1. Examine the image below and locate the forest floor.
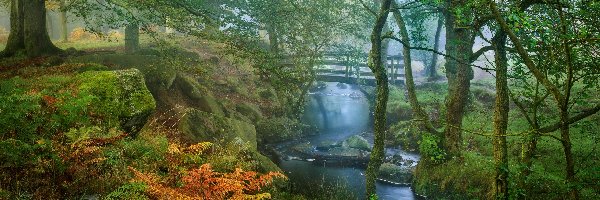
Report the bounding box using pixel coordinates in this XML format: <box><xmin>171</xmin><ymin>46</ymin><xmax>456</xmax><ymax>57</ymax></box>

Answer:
<box><xmin>0</xmin><ymin>37</ymin><xmax>310</xmax><ymax>199</ymax></box>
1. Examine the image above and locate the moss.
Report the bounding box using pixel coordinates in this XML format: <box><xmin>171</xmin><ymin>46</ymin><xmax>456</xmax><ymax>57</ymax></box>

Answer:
<box><xmin>378</xmin><ymin>163</ymin><xmax>412</xmax><ymax>183</ymax></box>
<box><xmin>179</xmin><ymin>109</ymin><xmax>257</xmax><ymax>150</ymax></box>
<box><xmin>236</xmin><ymin>103</ymin><xmax>263</xmax><ymax>123</ymax></box>
<box><xmin>255</xmin><ymin>117</ymin><xmax>310</xmax><ymax>143</ymax></box>
<box><xmin>343</xmin><ymin>135</ymin><xmax>371</xmax><ymax>151</ymax></box>
<box><xmin>76</xmin><ymin>63</ymin><xmax>109</xmax><ymax>73</ymax></box>
<box><xmin>171</xmin><ymin>74</ymin><xmax>224</xmax><ymax>116</ymax></box>
<box><xmin>413</xmin><ymin>152</ymin><xmax>494</xmax><ymax>199</ymax></box>
<box><xmin>77</xmin><ymin>69</ymin><xmax>156</xmax><ymax>134</ymax></box>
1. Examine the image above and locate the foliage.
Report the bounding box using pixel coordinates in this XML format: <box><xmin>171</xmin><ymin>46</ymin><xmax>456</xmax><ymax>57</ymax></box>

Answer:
<box><xmin>255</xmin><ymin>117</ymin><xmax>312</xmax><ymax>143</ymax></box>
<box><xmin>105</xmin><ymin>182</ymin><xmax>149</xmax><ymax>200</ymax></box>
<box><xmin>418</xmin><ymin>133</ymin><xmax>446</xmax><ymax>164</ymax></box>
<box><xmin>130</xmin><ymin>141</ymin><xmax>286</xmax><ymax>200</ymax></box>
<box><xmin>69</xmin><ymin>27</ymin><xmax>100</xmax><ymax>41</ymax></box>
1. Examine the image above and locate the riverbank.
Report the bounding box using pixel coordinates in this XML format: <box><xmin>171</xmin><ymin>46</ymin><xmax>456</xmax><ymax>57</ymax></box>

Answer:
<box><xmin>0</xmin><ymin>38</ymin><xmax>304</xmax><ymax>199</ymax></box>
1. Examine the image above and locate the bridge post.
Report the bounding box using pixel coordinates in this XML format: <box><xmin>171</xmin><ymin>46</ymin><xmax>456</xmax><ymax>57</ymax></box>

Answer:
<box><xmin>345</xmin><ymin>54</ymin><xmax>350</xmax><ymax>79</ymax></box>
<box><xmin>391</xmin><ymin>57</ymin><xmax>395</xmax><ymax>84</ymax></box>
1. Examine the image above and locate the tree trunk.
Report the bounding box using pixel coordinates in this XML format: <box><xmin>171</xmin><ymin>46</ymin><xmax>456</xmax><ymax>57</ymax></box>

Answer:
<box><xmin>391</xmin><ymin>2</ymin><xmax>439</xmax><ymax>135</ymax></box>
<box><xmin>46</xmin><ymin>10</ymin><xmax>54</xmax><ymax>39</ymax></box>
<box><xmin>125</xmin><ymin>23</ymin><xmax>140</xmax><ymax>53</ymax></box>
<box><xmin>427</xmin><ymin>14</ymin><xmax>443</xmax><ymax>80</ymax></box>
<box><xmin>23</xmin><ymin>0</ymin><xmax>62</xmax><ymax>57</ymax></box>
<box><xmin>59</xmin><ymin>0</ymin><xmax>68</xmax><ymax>42</ymax></box>
<box><xmin>1</xmin><ymin>0</ymin><xmax>25</xmax><ymax>57</ymax></box>
<box><xmin>560</xmin><ymin>111</ymin><xmax>577</xmax><ymax>199</ymax></box>
<box><xmin>365</xmin><ymin>0</ymin><xmax>392</xmax><ymax>198</ymax></box>
<box><xmin>492</xmin><ymin>30</ymin><xmax>509</xmax><ymax>200</ymax></box>
<box><xmin>266</xmin><ymin>23</ymin><xmax>279</xmax><ymax>54</ymax></box>
<box><xmin>442</xmin><ymin>0</ymin><xmax>474</xmax><ymax>157</ymax></box>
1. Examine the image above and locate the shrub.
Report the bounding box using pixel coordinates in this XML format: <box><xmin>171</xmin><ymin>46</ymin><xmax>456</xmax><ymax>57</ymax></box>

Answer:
<box><xmin>255</xmin><ymin>117</ymin><xmax>311</xmax><ymax>143</ymax></box>
<box><xmin>69</xmin><ymin>27</ymin><xmax>100</xmax><ymax>41</ymax></box>
<box><xmin>105</xmin><ymin>182</ymin><xmax>149</xmax><ymax>200</ymax></box>
<box><xmin>418</xmin><ymin>133</ymin><xmax>446</xmax><ymax>164</ymax></box>
<box><xmin>129</xmin><ymin>142</ymin><xmax>286</xmax><ymax>200</ymax></box>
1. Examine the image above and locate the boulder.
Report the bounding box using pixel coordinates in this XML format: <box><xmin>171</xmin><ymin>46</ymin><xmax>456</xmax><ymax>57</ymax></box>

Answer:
<box><xmin>235</xmin><ymin>103</ymin><xmax>263</xmax><ymax>123</ymax></box>
<box><xmin>255</xmin><ymin>117</ymin><xmax>306</xmax><ymax>143</ymax></box>
<box><xmin>77</xmin><ymin>69</ymin><xmax>156</xmax><ymax>134</ymax></box>
<box><xmin>179</xmin><ymin>109</ymin><xmax>257</xmax><ymax>150</ymax></box>
<box><xmin>316</xmin><ymin>140</ymin><xmax>338</xmax><ymax>151</ymax></box>
<box><xmin>342</xmin><ymin>135</ymin><xmax>371</xmax><ymax>151</ymax></box>
<box><xmin>172</xmin><ymin>74</ymin><xmax>224</xmax><ymax>116</ymax></box>
<box><xmin>378</xmin><ymin>162</ymin><xmax>413</xmax><ymax>184</ymax></box>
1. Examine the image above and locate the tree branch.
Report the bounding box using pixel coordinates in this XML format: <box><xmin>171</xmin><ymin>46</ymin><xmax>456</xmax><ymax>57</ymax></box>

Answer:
<box><xmin>382</xmin><ymin>35</ymin><xmax>495</xmax><ymax>72</ymax></box>
<box><xmin>538</xmin><ymin>104</ymin><xmax>600</xmax><ymax>133</ymax></box>
<box><xmin>470</xmin><ymin>45</ymin><xmax>494</xmax><ymax>62</ymax></box>
<box><xmin>359</xmin><ymin>0</ymin><xmax>377</xmax><ymax>16</ymax></box>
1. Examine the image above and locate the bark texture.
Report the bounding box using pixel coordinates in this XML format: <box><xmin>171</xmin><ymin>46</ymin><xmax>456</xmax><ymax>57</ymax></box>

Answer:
<box><xmin>365</xmin><ymin>0</ymin><xmax>392</xmax><ymax>198</ymax></box>
<box><xmin>2</xmin><ymin>0</ymin><xmax>62</xmax><ymax>57</ymax></box>
<box><xmin>23</xmin><ymin>0</ymin><xmax>62</xmax><ymax>57</ymax></box>
<box><xmin>391</xmin><ymin>2</ymin><xmax>440</xmax><ymax>136</ymax></box>
<box><xmin>492</xmin><ymin>30</ymin><xmax>509</xmax><ymax>200</ymax></box>
<box><xmin>442</xmin><ymin>0</ymin><xmax>475</xmax><ymax>157</ymax></box>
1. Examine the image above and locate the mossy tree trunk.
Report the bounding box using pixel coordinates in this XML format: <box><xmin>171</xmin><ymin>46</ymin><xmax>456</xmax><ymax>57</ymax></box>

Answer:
<box><xmin>492</xmin><ymin>29</ymin><xmax>509</xmax><ymax>200</ymax></box>
<box><xmin>442</xmin><ymin>0</ymin><xmax>474</xmax><ymax>157</ymax></box>
<box><xmin>365</xmin><ymin>0</ymin><xmax>392</xmax><ymax>198</ymax></box>
<box><xmin>391</xmin><ymin>2</ymin><xmax>440</xmax><ymax>136</ymax></box>
<box><xmin>125</xmin><ymin>23</ymin><xmax>140</xmax><ymax>53</ymax></box>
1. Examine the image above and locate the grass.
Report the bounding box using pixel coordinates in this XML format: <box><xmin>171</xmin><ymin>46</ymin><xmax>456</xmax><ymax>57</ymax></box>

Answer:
<box><xmin>56</xmin><ymin>39</ymin><xmax>124</xmax><ymax>50</ymax></box>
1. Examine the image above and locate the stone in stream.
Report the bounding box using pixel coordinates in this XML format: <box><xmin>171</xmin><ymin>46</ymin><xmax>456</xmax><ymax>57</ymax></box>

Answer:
<box><xmin>342</xmin><ymin>135</ymin><xmax>371</xmax><ymax>151</ymax></box>
<box><xmin>315</xmin><ymin>139</ymin><xmax>339</xmax><ymax>151</ymax></box>
<box><xmin>378</xmin><ymin>162</ymin><xmax>413</xmax><ymax>184</ymax></box>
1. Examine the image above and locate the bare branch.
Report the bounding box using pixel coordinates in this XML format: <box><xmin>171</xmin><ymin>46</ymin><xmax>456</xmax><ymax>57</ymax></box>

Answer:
<box><xmin>359</xmin><ymin>0</ymin><xmax>377</xmax><ymax>16</ymax></box>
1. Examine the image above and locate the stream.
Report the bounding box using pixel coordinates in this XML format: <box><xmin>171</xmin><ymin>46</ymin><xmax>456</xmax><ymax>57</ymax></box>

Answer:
<box><xmin>273</xmin><ymin>82</ymin><xmax>420</xmax><ymax>199</ymax></box>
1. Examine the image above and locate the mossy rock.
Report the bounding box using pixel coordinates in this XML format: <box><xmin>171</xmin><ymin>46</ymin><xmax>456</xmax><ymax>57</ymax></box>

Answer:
<box><xmin>316</xmin><ymin>140</ymin><xmax>339</xmax><ymax>151</ymax></box>
<box><xmin>77</xmin><ymin>69</ymin><xmax>156</xmax><ymax>134</ymax></box>
<box><xmin>327</xmin><ymin>147</ymin><xmax>369</xmax><ymax>157</ymax></box>
<box><xmin>258</xmin><ymin>87</ymin><xmax>278</xmax><ymax>100</ymax></box>
<box><xmin>76</xmin><ymin>63</ymin><xmax>109</xmax><ymax>73</ymax></box>
<box><xmin>179</xmin><ymin>109</ymin><xmax>257</xmax><ymax>150</ymax></box>
<box><xmin>342</xmin><ymin>135</ymin><xmax>371</xmax><ymax>151</ymax></box>
<box><xmin>235</xmin><ymin>103</ymin><xmax>263</xmax><ymax>123</ymax></box>
<box><xmin>256</xmin><ymin>117</ymin><xmax>309</xmax><ymax>143</ymax></box>
<box><xmin>172</xmin><ymin>74</ymin><xmax>224</xmax><ymax>116</ymax></box>
<box><xmin>378</xmin><ymin>163</ymin><xmax>412</xmax><ymax>183</ymax></box>
<box><xmin>251</xmin><ymin>151</ymin><xmax>281</xmax><ymax>173</ymax></box>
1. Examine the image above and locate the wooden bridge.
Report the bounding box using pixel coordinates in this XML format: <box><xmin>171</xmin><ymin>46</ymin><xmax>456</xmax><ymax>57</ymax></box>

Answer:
<box><xmin>315</xmin><ymin>52</ymin><xmax>406</xmax><ymax>86</ymax></box>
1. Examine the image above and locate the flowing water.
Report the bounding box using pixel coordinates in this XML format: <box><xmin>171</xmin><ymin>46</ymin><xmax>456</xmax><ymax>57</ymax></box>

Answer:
<box><xmin>275</xmin><ymin>82</ymin><xmax>419</xmax><ymax>199</ymax></box>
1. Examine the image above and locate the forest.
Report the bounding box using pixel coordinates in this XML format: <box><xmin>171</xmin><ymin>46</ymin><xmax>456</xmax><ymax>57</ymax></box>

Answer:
<box><xmin>0</xmin><ymin>0</ymin><xmax>598</xmax><ymax>199</ymax></box>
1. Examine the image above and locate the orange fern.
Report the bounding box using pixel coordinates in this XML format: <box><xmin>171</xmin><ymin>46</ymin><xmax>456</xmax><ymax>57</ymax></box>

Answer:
<box><xmin>130</xmin><ymin>163</ymin><xmax>286</xmax><ymax>200</ymax></box>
